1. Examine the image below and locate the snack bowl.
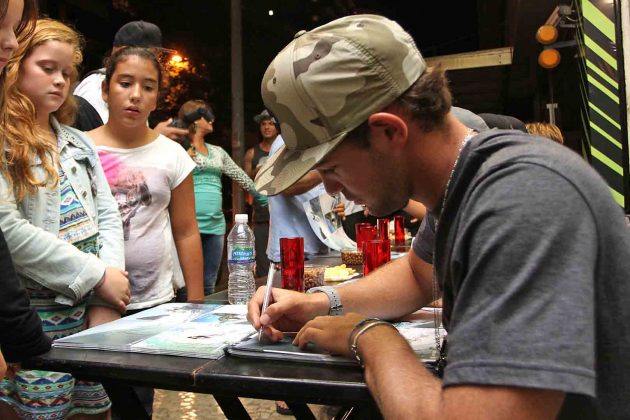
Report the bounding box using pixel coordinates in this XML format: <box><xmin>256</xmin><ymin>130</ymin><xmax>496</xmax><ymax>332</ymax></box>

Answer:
<box><xmin>304</xmin><ymin>264</ymin><xmax>326</xmax><ymax>291</ymax></box>
<box><xmin>340</xmin><ymin>249</ymin><xmax>363</xmax><ymax>266</ymax></box>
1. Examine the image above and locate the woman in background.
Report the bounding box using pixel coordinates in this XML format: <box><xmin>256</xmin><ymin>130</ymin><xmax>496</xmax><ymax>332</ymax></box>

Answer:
<box><xmin>178</xmin><ymin>99</ymin><xmax>267</xmax><ymax>295</ymax></box>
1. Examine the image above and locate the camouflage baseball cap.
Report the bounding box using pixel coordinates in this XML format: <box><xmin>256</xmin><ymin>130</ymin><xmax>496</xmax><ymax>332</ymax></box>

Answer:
<box><xmin>254</xmin><ymin>14</ymin><xmax>425</xmax><ymax>195</ymax></box>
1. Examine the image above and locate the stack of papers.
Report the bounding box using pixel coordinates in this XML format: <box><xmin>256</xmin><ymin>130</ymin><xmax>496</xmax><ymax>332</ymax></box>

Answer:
<box><xmin>53</xmin><ymin>303</ymin><xmax>255</xmax><ymax>359</ymax></box>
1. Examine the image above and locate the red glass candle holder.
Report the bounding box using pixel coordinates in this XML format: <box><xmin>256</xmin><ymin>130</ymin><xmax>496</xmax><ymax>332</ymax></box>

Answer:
<box><xmin>355</xmin><ymin>223</ymin><xmax>377</xmax><ymax>251</ymax></box>
<box><xmin>280</xmin><ymin>237</ymin><xmax>304</xmax><ymax>292</ymax></box>
<box><xmin>394</xmin><ymin>215</ymin><xmax>406</xmax><ymax>243</ymax></box>
<box><xmin>376</xmin><ymin>218</ymin><xmax>389</xmax><ymax>240</ymax></box>
<box><xmin>362</xmin><ymin>238</ymin><xmax>389</xmax><ymax>276</ymax></box>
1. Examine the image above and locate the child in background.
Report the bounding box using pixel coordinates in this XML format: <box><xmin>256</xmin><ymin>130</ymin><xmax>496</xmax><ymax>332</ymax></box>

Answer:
<box><xmin>0</xmin><ymin>18</ymin><xmax>129</xmax><ymax>419</ymax></box>
<box><xmin>88</xmin><ymin>47</ymin><xmax>203</xmax><ymax>311</ymax></box>
<box><xmin>178</xmin><ymin>99</ymin><xmax>267</xmax><ymax>295</ymax></box>
<box><xmin>0</xmin><ymin>0</ymin><xmax>51</xmax><ymax>381</ymax></box>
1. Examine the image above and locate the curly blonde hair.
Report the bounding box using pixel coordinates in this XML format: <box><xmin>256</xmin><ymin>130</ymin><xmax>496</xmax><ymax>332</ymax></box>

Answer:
<box><xmin>0</xmin><ymin>18</ymin><xmax>84</xmax><ymax>201</ymax></box>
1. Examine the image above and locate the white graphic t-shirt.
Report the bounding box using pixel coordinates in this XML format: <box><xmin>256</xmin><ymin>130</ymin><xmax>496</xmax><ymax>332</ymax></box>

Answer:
<box><xmin>97</xmin><ymin>135</ymin><xmax>196</xmax><ymax>310</ymax></box>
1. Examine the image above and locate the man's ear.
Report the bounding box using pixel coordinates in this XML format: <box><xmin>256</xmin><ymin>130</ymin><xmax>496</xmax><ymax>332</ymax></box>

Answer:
<box><xmin>367</xmin><ymin>112</ymin><xmax>409</xmax><ymax>148</ymax></box>
<box><xmin>101</xmin><ymin>80</ymin><xmax>109</xmax><ymax>103</ymax></box>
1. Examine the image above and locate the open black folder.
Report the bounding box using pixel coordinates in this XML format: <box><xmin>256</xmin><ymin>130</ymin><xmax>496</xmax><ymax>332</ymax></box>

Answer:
<box><xmin>225</xmin><ymin>312</ymin><xmax>444</xmax><ymax>367</ymax></box>
<box><xmin>225</xmin><ymin>335</ymin><xmax>357</xmax><ymax>366</ymax></box>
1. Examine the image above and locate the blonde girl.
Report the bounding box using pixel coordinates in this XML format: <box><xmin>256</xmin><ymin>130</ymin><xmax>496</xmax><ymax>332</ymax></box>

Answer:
<box><xmin>0</xmin><ymin>18</ymin><xmax>129</xmax><ymax>419</ymax></box>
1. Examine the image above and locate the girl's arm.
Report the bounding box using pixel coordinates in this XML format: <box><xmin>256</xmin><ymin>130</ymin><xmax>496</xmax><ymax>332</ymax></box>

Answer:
<box><xmin>219</xmin><ymin>147</ymin><xmax>267</xmax><ymax>205</ymax></box>
<box><xmin>169</xmin><ymin>174</ymin><xmax>204</xmax><ymax>302</ymax></box>
<box><xmin>0</xmin><ymin>176</ymin><xmax>106</xmax><ymax>304</ymax></box>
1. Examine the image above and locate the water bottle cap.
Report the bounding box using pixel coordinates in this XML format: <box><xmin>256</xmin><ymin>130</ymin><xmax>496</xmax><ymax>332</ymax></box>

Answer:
<box><xmin>235</xmin><ymin>214</ymin><xmax>248</xmax><ymax>224</ymax></box>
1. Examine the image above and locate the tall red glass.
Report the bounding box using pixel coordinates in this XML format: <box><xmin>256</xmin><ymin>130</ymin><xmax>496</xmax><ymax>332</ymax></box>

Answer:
<box><xmin>362</xmin><ymin>239</ymin><xmax>389</xmax><ymax>276</ymax></box>
<box><xmin>376</xmin><ymin>218</ymin><xmax>389</xmax><ymax>240</ymax></box>
<box><xmin>280</xmin><ymin>237</ymin><xmax>304</xmax><ymax>292</ymax></box>
<box><xmin>355</xmin><ymin>223</ymin><xmax>377</xmax><ymax>251</ymax></box>
<box><xmin>394</xmin><ymin>215</ymin><xmax>406</xmax><ymax>243</ymax></box>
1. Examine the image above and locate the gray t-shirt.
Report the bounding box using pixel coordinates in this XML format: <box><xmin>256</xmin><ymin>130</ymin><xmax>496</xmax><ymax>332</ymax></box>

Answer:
<box><xmin>412</xmin><ymin>130</ymin><xmax>630</xmax><ymax>418</ymax></box>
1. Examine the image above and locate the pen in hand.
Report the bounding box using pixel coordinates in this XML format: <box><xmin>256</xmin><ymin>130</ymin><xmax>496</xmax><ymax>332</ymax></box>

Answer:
<box><xmin>258</xmin><ymin>264</ymin><xmax>276</xmax><ymax>342</ymax></box>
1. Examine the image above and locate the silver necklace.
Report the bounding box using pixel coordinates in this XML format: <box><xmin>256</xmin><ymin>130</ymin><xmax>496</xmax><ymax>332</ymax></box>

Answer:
<box><xmin>432</xmin><ymin>128</ymin><xmax>476</xmax><ymax>367</ymax></box>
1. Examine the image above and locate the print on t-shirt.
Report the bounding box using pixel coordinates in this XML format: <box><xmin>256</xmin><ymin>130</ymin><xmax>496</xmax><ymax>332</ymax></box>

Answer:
<box><xmin>110</xmin><ymin>168</ymin><xmax>152</xmax><ymax>240</ymax></box>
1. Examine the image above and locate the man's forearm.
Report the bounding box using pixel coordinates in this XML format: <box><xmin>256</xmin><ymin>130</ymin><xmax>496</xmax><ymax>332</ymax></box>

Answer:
<box><xmin>338</xmin><ymin>253</ymin><xmax>433</xmax><ymax>319</ymax></box>
<box><xmin>359</xmin><ymin>325</ymin><xmax>443</xmax><ymax>418</ymax></box>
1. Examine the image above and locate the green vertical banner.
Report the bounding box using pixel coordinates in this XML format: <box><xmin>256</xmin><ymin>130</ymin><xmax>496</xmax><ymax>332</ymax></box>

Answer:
<box><xmin>581</xmin><ymin>0</ymin><xmax>628</xmax><ymax>208</ymax></box>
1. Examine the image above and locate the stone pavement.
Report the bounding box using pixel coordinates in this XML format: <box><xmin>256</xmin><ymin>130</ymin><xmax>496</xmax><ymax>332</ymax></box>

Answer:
<box><xmin>153</xmin><ymin>389</ymin><xmax>335</xmax><ymax>419</ymax></box>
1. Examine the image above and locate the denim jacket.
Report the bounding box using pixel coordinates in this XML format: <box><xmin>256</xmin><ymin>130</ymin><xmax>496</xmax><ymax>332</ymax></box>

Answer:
<box><xmin>0</xmin><ymin>117</ymin><xmax>124</xmax><ymax>306</ymax></box>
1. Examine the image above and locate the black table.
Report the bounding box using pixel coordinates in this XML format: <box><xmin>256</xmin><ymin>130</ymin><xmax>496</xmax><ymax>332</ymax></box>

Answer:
<box><xmin>22</xmin><ymin>251</ymin><xmax>386</xmax><ymax>420</ymax></box>
<box><xmin>23</xmin><ymin>344</ymin><xmax>380</xmax><ymax>420</ymax></box>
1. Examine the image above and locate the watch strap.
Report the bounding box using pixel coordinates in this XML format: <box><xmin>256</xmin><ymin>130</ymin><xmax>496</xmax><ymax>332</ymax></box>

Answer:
<box><xmin>306</xmin><ymin>285</ymin><xmax>343</xmax><ymax>316</ymax></box>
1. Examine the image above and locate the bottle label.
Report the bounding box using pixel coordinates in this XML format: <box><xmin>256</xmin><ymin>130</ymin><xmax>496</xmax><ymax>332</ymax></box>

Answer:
<box><xmin>228</xmin><ymin>246</ymin><xmax>255</xmax><ymax>264</ymax></box>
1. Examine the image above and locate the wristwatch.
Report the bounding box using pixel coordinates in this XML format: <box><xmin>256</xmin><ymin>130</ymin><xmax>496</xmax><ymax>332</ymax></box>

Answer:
<box><xmin>306</xmin><ymin>285</ymin><xmax>343</xmax><ymax>316</ymax></box>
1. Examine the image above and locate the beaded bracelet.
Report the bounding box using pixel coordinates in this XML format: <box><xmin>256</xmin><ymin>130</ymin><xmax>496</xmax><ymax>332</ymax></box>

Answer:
<box><xmin>348</xmin><ymin>320</ymin><xmax>397</xmax><ymax>368</ymax></box>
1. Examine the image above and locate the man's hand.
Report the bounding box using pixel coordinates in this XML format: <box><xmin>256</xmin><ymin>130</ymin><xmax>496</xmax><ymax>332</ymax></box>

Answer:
<box><xmin>154</xmin><ymin>118</ymin><xmax>189</xmax><ymax>141</ymax></box>
<box><xmin>247</xmin><ymin>286</ymin><xmax>330</xmax><ymax>341</ymax></box>
<box><xmin>293</xmin><ymin>313</ymin><xmax>365</xmax><ymax>356</ymax></box>
<box><xmin>86</xmin><ymin>305</ymin><xmax>121</xmax><ymax>328</ymax></box>
<box><xmin>94</xmin><ymin>267</ymin><xmax>130</xmax><ymax>314</ymax></box>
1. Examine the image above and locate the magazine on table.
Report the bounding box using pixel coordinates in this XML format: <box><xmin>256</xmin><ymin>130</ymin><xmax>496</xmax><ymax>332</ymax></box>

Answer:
<box><xmin>225</xmin><ymin>309</ymin><xmax>446</xmax><ymax>366</ymax></box>
<box><xmin>53</xmin><ymin>303</ymin><xmax>255</xmax><ymax>359</ymax></box>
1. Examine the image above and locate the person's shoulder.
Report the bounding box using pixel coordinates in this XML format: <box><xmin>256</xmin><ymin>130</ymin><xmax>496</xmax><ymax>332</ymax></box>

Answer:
<box><xmin>74</xmin><ymin>69</ymin><xmax>106</xmax><ymax>91</ymax></box>
<box><xmin>209</xmin><ymin>143</ymin><xmax>228</xmax><ymax>154</ymax></box>
<box><xmin>80</xmin><ymin>69</ymin><xmax>106</xmax><ymax>83</ymax></box>
<box><xmin>58</xmin><ymin>121</ymin><xmax>97</xmax><ymax>150</ymax></box>
<box><xmin>154</xmin><ymin>133</ymin><xmax>186</xmax><ymax>150</ymax></box>
<box><xmin>154</xmin><ymin>134</ymin><xmax>195</xmax><ymax>161</ymax></box>
<box><xmin>473</xmin><ymin>130</ymin><xmax>578</xmax><ymax>169</ymax></box>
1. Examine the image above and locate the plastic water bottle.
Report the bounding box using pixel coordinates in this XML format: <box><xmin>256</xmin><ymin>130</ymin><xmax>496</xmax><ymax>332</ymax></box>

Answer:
<box><xmin>227</xmin><ymin>214</ymin><xmax>256</xmax><ymax>304</ymax></box>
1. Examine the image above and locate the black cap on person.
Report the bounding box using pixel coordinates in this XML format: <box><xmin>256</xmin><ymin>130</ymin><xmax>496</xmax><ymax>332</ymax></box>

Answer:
<box><xmin>113</xmin><ymin>20</ymin><xmax>162</xmax><ymax>48</ymax></box>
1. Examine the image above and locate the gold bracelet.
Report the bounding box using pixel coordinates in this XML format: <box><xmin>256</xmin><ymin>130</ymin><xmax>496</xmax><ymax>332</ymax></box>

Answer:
<box><xmin>348</xmin><ymin>320</ymin><xmax>397</xmax><ymax>368</ymax></box>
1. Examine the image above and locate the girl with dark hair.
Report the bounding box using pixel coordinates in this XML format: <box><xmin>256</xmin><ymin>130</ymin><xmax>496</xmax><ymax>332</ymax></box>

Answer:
<box><xmin>88</xmin><ymin>47</ymin><xmax>204</xmax><ymax>309</ymax></box>
<box><xmin>88</xmin><ymin>49</ymin><xmax>204</xmax><ymax>416</ymax></box>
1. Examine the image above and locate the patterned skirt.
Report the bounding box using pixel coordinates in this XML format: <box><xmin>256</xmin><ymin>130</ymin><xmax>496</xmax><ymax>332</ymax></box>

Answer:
<box><xmin>0</xmin><ymin>290</ymin><xmax>111</xmax><ymax>419</ymax></box>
